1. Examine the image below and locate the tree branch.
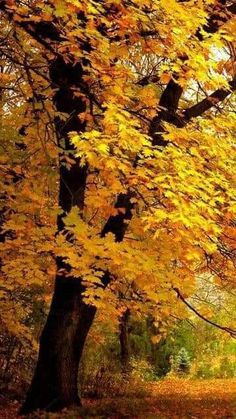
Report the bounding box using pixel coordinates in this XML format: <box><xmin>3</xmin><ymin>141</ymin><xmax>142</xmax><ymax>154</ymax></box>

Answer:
<box><xmin>173</xmin><ymin>287</ymin><xmax>236</xmax><ymax>337</ymax></box>
<box><xmin>184</xmin><ymin>77</ymin><xmax>236</xmax><ymax>120</ymax></box>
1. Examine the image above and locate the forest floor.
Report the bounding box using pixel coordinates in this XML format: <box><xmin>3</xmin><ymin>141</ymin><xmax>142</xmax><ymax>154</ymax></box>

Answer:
<box><xmin>0</xmin><ymin>379</ymin><xmax>236</xmax><ymax>418</ymax></box>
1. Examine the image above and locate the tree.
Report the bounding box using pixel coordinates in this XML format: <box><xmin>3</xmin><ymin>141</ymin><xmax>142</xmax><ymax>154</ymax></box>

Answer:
<box><xmin>0</xmin><ymin>0</ymin><xmax>236</xmax><ymax>414</ymax></box>
<box><xmin>119</xmin><ymin>309</ymin><xmax>131</xmax><ymax>373</ymax></box>
<box><xmin>174</xmin><ymin>347</ymin><xmax>191</xmax><ymax>375</ymax></box>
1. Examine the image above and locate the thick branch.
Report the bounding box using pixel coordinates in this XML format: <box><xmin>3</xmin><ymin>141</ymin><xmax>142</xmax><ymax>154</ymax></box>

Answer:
<box><xmin>149</xmin><ymin>79</ymin><xmax>184</xmax><ymax>146</ymax></box>
<box><xmin>149</xmin><ymin>0</ymin><xmax>236</xmax><ymax>141</ymax></box>
<box><xmin>101</xmin><ymin>192</ymin><xmax>135</xmax><ymax>242</ymax></box>
<box><xmin>184</xmin><ymin>77</ymin><xmax>236</xmax><ymax>120</ymax></box>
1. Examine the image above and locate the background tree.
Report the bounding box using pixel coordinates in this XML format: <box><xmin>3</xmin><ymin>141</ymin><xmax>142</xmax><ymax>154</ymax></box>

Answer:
<box><xmin>174</xmin><ymin>347</ymin><xmax>191</xmax><ymax>375</ymax></box>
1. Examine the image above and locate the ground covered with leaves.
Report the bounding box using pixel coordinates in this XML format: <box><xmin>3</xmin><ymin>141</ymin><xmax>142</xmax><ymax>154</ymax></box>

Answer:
<box><xmin>0</xmin><ymin>379</ymin><xmax>236</xmax><ymax>418</ymax></box>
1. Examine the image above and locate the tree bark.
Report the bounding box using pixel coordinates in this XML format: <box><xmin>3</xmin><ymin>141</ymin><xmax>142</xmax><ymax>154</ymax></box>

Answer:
<box><xmin>20</xmin><ymin>278</ymin><xmax>96</xmax><ymax>413</ymax></box>
<box><xmin>119</xmin><ymin>309</ymin><xmax>131</xmax><ymax>373</ymax></box>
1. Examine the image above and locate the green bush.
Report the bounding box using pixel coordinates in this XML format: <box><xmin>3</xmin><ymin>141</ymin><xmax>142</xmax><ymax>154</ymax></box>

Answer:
<box><xmin>193</xmin><ymin>356</ymin><xmax>236</xmax><ymax>379</ymax></box>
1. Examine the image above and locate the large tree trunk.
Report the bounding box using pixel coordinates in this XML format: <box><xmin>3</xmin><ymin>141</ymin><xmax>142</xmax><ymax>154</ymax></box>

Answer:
<box><xmin>21</xmin><ymin>64</ymin><xmax>180</xmax><ymax>416</ymax></box>
<box><xmin>20</xmin><ymin>278</ymin><xmax>96</xmax><ymax>413</ymax></box>
<box><xmin>21</xmin><ymin>57</ymin><xmax>91</xmax><ymax>414</ymax></box>
<box><xmin>19</xmin><ymin>50</ymin><xmax>183</xmax><ymax>414</ymax></box>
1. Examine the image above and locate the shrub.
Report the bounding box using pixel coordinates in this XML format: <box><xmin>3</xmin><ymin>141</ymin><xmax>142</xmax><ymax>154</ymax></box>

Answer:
<box><xmin>130</xmin><ymin>358</ymin><xmax>157</xmax><ymax>381</ymax></box>
<box><xmin>173</xmin><ymin>347</ymin><xmax>191</xmax><ymax>375</ymax></box>
<box><xmin>193</xmin><ymin>356</ymin><xmax>236</xmax><ymax>379</ymax></box>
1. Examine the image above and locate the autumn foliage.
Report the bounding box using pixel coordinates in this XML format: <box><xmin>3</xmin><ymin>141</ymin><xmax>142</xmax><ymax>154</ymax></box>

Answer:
<box><xmin>0</xmin><ymin>0</ymin><xmax>236</xmax><ymax>414</ymax></box>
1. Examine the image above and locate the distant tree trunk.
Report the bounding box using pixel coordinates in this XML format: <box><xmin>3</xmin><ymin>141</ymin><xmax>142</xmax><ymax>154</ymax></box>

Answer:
<box><xmin>119</xmin><ymin>309</ymin><xmax>131</xmax><ymax>373</ymax></box>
